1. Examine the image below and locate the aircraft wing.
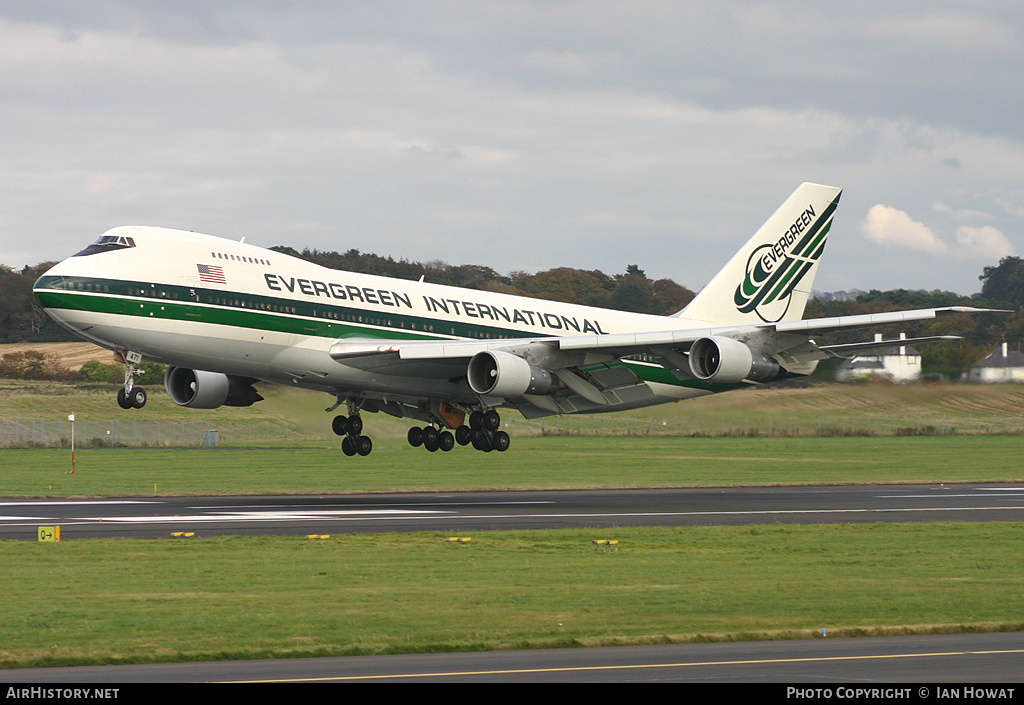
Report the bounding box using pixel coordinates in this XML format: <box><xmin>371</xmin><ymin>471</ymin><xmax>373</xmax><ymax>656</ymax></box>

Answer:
<box><xmin>557</xmin><ymin>306</ymin><xmax>999</xmax><ymax>354</ymax></box>
<box><xmin>329</xmin><ymin>305</ymin><xmax>1001</xmax><ymax>372</ymax></box>
<box><xmin>325</xmin><ymin>305</ymin><xmax>999</xmax><ymax>415</ymax></box>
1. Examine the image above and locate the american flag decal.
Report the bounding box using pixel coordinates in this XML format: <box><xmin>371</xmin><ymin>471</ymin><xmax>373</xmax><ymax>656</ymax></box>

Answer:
<box><xmin>197</xmin><ymin>263</ymin><xmax>226</xmax><ymax>284</ymax></box>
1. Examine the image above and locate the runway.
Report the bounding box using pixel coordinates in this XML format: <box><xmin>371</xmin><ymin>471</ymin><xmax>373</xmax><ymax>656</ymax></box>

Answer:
<box><xmin>2</xmin><ymin>631</ymin><xmax>1021</xmax><ymax>683</ymax></box>
<box><xmin>2</xmin><ymin>483</ymin><xmax>1024</xmax><ymax>540</ymax></box>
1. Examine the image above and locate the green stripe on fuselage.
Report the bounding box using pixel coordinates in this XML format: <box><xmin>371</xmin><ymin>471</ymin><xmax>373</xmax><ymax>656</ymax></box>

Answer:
<box><xmin>33</xmin><ymin>276</ymin><xmax>536</xmax><ymax>342</ymax></box>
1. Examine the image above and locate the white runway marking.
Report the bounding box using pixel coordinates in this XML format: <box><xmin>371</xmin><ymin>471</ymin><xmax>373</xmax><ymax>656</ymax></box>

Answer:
<box><xmin>880</xmin><ymin>492</ymin><xmax>1024</xmax><ymax>498</ymax></box>
<box><xmin>86</xmin><ymin>509</ymin><xmax>452</xmax><ymax>524</ymax></box>
<box><xmin>0</xmin><ymin>500</ymin><xmax>158</xmax><ymax>506</ymax></box>
<box><xmin>26</xmin><ymin>504</ymin><xmax>1023</xmax><ymax>527</ymax></box>
<box><xmin>193</xmin><ymin>501</ymin><xmax>554</xmax><ymax>510</ymax></box>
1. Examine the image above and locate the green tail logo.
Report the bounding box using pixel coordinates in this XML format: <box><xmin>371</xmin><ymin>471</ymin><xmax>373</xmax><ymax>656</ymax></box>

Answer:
<box><xmin>733</xmin><ymin>199</ymin><xmax>837</xmax><ymax>323</ymax></box>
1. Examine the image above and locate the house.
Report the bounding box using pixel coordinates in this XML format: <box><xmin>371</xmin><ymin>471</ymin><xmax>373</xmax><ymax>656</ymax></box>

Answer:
<box><xmin>966</xmin><ymin>342</ymin><xmax>1024</xmax><ymax>383</ymax></box>
<box><xmin>836</xmin><ymin>333</ymin><xmax>921</xmax><ymax>383</ymax></box>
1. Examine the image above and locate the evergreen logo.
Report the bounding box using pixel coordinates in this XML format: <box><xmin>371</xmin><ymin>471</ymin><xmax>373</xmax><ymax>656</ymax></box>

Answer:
<box><xmin>733</xmin><ymin>201</ymin><xmax>836</xmax><ymax>323</ymax></box>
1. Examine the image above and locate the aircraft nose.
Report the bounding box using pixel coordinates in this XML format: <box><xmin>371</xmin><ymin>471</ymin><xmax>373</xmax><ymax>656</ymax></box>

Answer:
<box><xmin>33</xmin><ymin>273</ymin><xmax>68</xmax><ymax>311</ymax></box>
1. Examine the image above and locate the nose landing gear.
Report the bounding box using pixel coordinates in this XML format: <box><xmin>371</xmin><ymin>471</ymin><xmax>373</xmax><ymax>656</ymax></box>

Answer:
<box><xmin>115</xmin><ymin>351</ymin><xmax>147</xmax><ymax>410</ymax></box>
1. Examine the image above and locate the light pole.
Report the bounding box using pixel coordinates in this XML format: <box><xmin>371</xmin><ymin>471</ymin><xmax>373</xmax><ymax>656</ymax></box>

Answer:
<box><xmin>68</xmin><ymin>413</ymin><xmax>76</xmax><ymax>475</ymax></box>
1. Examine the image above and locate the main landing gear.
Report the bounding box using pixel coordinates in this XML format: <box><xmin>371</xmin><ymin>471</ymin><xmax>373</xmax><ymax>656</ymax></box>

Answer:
<box><xmin>115</xmin><ymin>351</ymin><xmax>147</xmax><ymax>410</ymax></box>
<box><xmin>407</xmin><ymin>408</ymin><xmax>510</xmax><ymax>453</ymax></box>
<box><xmin>329</xmin><ymin>399</ymin><xmax>511</xmax><ymax>456</ymax></box>
<box><xmin>329</xmin><ymin>397</ymin><xmax>373</xmax><ymax>457</ymax></box>
<box><xmin>332</xmin><ymin>413</ymin><xmax>372</xmax><ymax>457</ymax></box>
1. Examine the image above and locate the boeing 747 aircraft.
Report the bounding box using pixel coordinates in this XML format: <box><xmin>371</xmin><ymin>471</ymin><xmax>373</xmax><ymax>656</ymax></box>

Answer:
<box><xmin>33</xmin><ymin>183</ymin><xmax>989</xmax><ymax>456</ymax></box>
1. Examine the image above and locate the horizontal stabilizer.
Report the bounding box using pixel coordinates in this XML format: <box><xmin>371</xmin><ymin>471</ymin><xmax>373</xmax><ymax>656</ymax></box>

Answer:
<box><xmin>820</xmin><ymin>335</ymin><xmax>962</xmax><ymax>358</ymax></box>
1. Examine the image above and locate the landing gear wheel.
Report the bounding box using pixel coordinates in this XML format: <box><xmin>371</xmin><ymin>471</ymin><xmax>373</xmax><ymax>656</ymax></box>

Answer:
<box><xmin>129</xmin><ymin>387</ymin><xmax>147</xmax><ymax>409</ymax></box>
<box><xmin>438</xmin><ymin>430</ymin><xmax>455</xmax><ymax>452</ymax></box>
<box><xmin>332</xmin><ymin>415</ymin><xmax>348</xmax><ymax>436</ymax></box>
<box><xmin>407</xmin><ymin>426</ymin><xmax>423</xmax><ymax>447</ymax></box>
<box><xmin>455</xmin><ymin>425</ymin><xmax>472</xmax><ymax>446</ymax></box>
<box><xmin>341</xmin><ymin>436</ymin><xmax>357</xmax><ymax>456</ymax></box>
<box><xmin>354</xmin><ymin>435</ymin><xmax>372</xmax><ymax>456</ymax></box>
<box><xmin>116</xmin><ymin>388</ymin><xmax>133</xmax><ymax>410</ymax></box>
<box><xmin>469</xmin><ymin>410</ymin><xmax>484</xmax><ymax>429</ymax></box>
<box><xmin>492</xmin><ymin>430</ymin><xmax>510</xmax><ymax>452</ymax></box>
<box><xmin>472</xmin><ymin>429</ymin><xmax>493</xmax><ymax>452</ymax></box>
<box><xmin>347</xmin><ymin>415</ymin><xmax>363</xmax><ymax>436</ymax></box>
<box><xmin>483</xmin><ymin>409</ymin><xmax>501</xmax><ymax>431</ymax></box>
<box><xmin>422</xmin><ymin>426</ymin><xmax>438</xmax><ymax>446</ymax></box>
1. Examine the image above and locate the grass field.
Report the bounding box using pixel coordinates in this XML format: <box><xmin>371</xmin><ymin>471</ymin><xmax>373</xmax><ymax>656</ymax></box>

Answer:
<box><xmin>3</xmin><ymin>435</ymin><xmax>1024</xmax><ymax>497</ymax></box>
<box><xmin>2</xmin><ymin>523</ymin><xmax>1022</xmax><ymax>668</ymax></box>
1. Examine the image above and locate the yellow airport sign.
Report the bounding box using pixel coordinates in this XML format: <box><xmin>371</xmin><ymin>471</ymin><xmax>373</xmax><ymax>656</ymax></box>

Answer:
<box><xmin>37</xmin><ymin>526</ymin><xmax>60</xmax><ymax>542</ymax></box>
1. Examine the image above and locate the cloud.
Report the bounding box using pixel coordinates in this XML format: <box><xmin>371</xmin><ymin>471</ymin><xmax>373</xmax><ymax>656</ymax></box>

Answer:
<box><xmin>861</xmin><ymin>204</ymin><xmax>947</xmax><ymax>255</ymax></box>
<box><xmin>931</xmin><ymin>201</ymin><xmax>992</xmax><ymax>221</ymax></box>
<box><xmin>955</xmin><ymin>225</ymin><xmax>1015</xmax><ymax>260</ymax></box>
<box><xmin>1</xmin><ymin>5</ymin><xmax>1024</xmax><ymax>296</ymax></box>
<box><xmin>862</xmin><ymin>204</ymin><xmax>1014</xmax><ymax>260</ymax></box>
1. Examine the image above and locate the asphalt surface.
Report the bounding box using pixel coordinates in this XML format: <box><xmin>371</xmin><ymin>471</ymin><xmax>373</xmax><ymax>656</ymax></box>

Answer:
<box><xmin>1</xmin><ymin>631</ymin><xmax>1021</xmax><ymax>683</ymax></box>
<box><xmin>2</xmin><ymin>483</ymin><xmax>1024</xmax><ymax>540</ymax></box>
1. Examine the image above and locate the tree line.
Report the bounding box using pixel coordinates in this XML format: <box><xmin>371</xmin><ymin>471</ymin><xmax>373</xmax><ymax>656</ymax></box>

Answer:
<box><xmin>268</xmin><ymin>246</ymin><xmax>696</xmax><ymax>316</ymax></box>
<box><xmin>4</xmin><ymin>250</ymin><xmax>1024</xmax><ymax>378</ymax></box>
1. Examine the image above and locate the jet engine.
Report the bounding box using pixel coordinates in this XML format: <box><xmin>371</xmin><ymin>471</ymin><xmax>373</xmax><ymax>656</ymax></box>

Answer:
<box><xmin>467</xmin><ymin>350</ymin><xmax>555</xmax><ymax>397</ymax></box>
<box><xmin>164</xmin><ymin>367</ymin><xmax>264</xmax><ymax>408</ymax></box>
<box><xmin>687</xmin><ymin>336</ymin><xmax>781</xmax><ymax>384</ymax></box>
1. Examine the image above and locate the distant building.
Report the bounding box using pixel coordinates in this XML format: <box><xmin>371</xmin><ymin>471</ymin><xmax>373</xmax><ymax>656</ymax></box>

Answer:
<box><xmin>836</xmin><ymin>333</ymin><xmax>922</xmax><ymax>383</ymax></box>
<box><xmin>966</xmin><ymin>342</ymin><xmax>1024</xmax><ymax>383</ymax></box>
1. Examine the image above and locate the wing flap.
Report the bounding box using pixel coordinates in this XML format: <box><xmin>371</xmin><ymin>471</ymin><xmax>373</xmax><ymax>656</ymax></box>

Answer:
<box><xmin>328</xmin><ymin>337</ymin><xmax>558</xmax><ymax>378</ymax></box>
<box><xmin>329</xmin><ymin>337</ymin><xmax>552</xmax><ymax>363</ymax></box>
<box><xmin>557</xmin><ymin>328</ymin><xmax>719</xmax><ymax>355</ymax></box>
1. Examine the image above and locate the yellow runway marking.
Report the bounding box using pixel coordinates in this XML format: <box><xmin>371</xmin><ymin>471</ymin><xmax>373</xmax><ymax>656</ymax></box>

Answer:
<box><xmin>223</xmin><ymin>647</ymin><xmax>1024</xmax><ymax>682</ymax></box>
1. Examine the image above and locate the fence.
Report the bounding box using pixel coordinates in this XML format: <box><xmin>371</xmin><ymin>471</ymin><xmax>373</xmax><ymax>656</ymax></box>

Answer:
<box><xmin>4</xmin><ymin>412</ymin><xmax>1024</xmax><ymax>448</ymax></box>
<box><xmin>519</xmin><ymin>413</ymin><xmax>1024</xmax><ymax>438</ymax></box>
<box><xmin>0</xmin><ymin>418</ymin><xmax>312</xmax><ymax>448</ymax></box>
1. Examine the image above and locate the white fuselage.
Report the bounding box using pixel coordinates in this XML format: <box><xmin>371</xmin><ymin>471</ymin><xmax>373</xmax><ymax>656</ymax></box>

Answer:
<box><xmin>35</xmin><ymin>226</ymin><xmax>717</xmax><ymax>411</ymax></box>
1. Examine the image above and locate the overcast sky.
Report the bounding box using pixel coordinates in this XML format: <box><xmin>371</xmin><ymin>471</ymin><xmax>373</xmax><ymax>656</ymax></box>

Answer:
<box><xmin>2</xmin><ymin>1</ymin><xmax>1023</xmax><ymax>296</ymax></box>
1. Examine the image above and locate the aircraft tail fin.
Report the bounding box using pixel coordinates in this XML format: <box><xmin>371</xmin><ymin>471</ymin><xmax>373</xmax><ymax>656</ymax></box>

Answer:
<box><xmin>676</xmin><ymin>182</ymin><xmax>842</xmax><ymax>325</ymax></box>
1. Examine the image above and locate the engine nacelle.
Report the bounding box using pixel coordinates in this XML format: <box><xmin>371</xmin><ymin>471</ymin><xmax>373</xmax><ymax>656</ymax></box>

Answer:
<box><xmin>164</xmin><ymin>367</ymin><xmax>264</xmax><ymax>408</ymax></box>
<box><xmin>467</xmin><ymin>350</ymin><xmax>555</xmax><ymax>397</ymax></box>
<box><xmin>687</xmin><ymin>336</ymin><xmax>781</xmax><ymax>384</ymax></box>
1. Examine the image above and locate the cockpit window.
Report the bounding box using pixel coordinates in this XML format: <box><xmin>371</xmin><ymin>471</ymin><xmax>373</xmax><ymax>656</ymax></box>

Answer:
<box><xmin>73</xmin><ymin>234</ymin><xmax>137</xmax><ymax>256</ymax></box>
